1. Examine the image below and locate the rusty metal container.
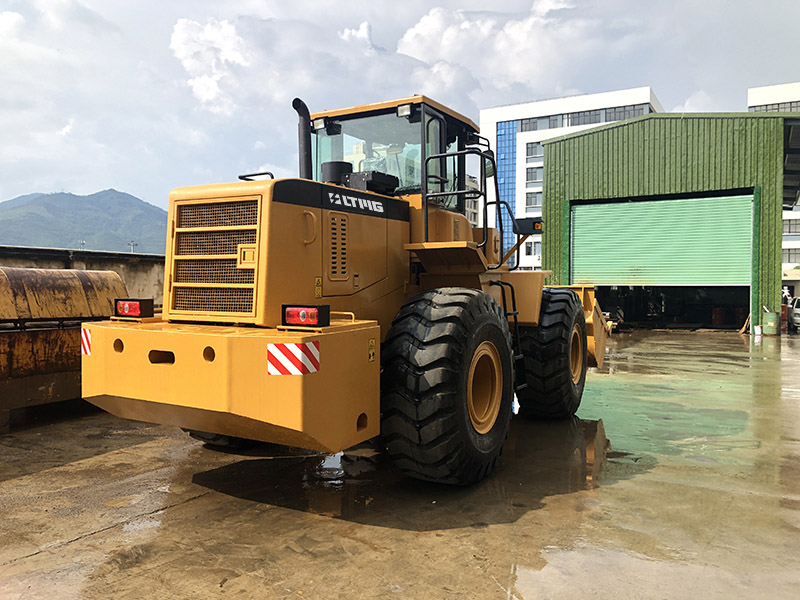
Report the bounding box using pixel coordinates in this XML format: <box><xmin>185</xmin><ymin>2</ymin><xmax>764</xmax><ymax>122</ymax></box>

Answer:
<box><xmin>1</xmin><ymin>267</ymin><xmax>127</xmax><ymax>431</ymax></box>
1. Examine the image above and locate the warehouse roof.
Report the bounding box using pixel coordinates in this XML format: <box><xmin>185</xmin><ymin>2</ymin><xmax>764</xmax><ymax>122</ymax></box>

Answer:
<box><xmin>543</xmin><ymin>112</ymin><xmax>800</xmax><ymax>209</ymax></box>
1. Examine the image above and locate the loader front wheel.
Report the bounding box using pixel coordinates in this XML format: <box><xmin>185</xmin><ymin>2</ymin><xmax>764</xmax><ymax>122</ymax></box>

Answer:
<box><xmin>517</xmin><ymin>288</ymin><xmax>588</xmax><ymax>419</ymax></box>
<box><xmin>381</xmin><ymin>288</ymin><xmax>514</xmax><ymax>485</ymax></box>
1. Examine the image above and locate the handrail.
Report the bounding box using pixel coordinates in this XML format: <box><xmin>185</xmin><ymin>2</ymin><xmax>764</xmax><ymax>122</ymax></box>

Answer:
<box><xmin>238</xmin><ymin>171</ymin><xmax>275</xmax><ymax>181</ymax></box>
<box><xmin>424</xmin><ymin>147</ymin><xmax>492</xmax><ymax>242</ymax></box>
<box><xmin>490</xmin><ymin>200</ymin><xmax>522</xmax><ymax>271</ymax></box>
<box><xmin>422</xmin><ymin>147</ymin><xmax>521</xmax><ymax>271</ymax></box>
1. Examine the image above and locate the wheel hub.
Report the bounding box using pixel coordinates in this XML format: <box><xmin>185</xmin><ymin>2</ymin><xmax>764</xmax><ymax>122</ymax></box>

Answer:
<box><xmin>467</xmin><ymin>341</ymin><xmax>503</xmax><ymax>434</ymax></box>
<box><xmin>570</xmin><ymin>323</ymin><xmax>584</xmax><ymax>384</ymax></box>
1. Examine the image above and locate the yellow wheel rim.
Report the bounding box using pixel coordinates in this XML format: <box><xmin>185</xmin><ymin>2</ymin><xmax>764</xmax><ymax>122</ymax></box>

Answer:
<box><xmin>569</xmin><ymin>323</ymin><xmax>584</xmax><ymax>385</ymax></box>
<box><xmin>467</xmin><ymin>341</ymin><xmax>503</xmax><ymax>434</ymax></box>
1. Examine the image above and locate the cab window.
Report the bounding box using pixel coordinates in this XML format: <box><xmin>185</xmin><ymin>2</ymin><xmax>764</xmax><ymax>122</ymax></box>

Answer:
<box><xmin>312</xmin><ymin>111</ymin><xmax>422</xmax><ymax>193</ymax></box>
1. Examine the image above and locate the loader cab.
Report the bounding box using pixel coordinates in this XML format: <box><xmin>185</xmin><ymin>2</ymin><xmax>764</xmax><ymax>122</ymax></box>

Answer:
<box><xmin>309</xmin><ymin>95</ymin><xmax>482</xmax><ymax>215</ymax></box>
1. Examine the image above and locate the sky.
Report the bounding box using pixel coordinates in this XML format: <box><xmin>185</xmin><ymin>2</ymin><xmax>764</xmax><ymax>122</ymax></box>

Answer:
<box><xmin>1</xmin><ymin>0</ymin><xmax>799</xmax><ymax>210</ymax></box>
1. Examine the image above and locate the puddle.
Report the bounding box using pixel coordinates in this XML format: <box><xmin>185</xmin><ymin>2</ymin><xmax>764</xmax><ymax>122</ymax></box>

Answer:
<box><xmin>191</xmin><ymin>416</ymin><xmax>620</xmax><ymax>531</ymax></box>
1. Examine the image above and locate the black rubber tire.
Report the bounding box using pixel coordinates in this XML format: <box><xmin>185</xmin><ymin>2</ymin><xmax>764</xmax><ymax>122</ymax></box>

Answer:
<box><xmin>517</xmin><ymin>288</ymin><xmax>588</xmax><ymax>419</ymax></box>
<box><xmin>185</xmin><ymin>430</ymin><xmax>257</xmax><ymax>450</ymax></box>
<box><xmin>381</xmin><ymin>288</ymin><xmax>514</xmax><ymax>485</ymax></box>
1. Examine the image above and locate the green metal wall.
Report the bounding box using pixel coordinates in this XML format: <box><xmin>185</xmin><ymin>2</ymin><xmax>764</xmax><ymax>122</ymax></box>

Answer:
<box><xmin>543</xmin><ymin>114</ymin><xmax>785</xmax><ymax>324</ymax></box>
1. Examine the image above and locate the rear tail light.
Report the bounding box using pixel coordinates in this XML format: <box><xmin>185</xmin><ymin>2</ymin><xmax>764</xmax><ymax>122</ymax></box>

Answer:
<box><xmin>115</xmin><ymin>298</ymin><xmax>155</xmax><ymax>318</ymax></box>
<box><xmin>282</xmin><ymin>304</ymin><xmax>330</xmax><ymax>327</ymax></box>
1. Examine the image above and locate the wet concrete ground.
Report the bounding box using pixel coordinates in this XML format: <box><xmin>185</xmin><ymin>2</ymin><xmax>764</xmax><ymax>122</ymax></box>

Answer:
<box><xmin>1</xmin><ymin>331</ymin><xmax>799</xmax><ymax>599</ymax></box>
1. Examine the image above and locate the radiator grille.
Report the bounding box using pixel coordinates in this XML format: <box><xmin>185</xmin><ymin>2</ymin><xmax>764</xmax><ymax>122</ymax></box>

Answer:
<box><xmin>175</xmin><ymin>259</ymin><xmax>255</xmax><ymax>285</ymax></box>
<box><xmin>173</xmin><ymin>287</ymin><xmax>254</xmax><ymax>313</ymax></box>
<box><xmin>329</xmin><ymin>214</ymin><xmax>348</xmax><ymax>279</ymax></box>
<box><xmin>176</xmin><ymin>230</ymin><xmax>257</xmax><ymax>256</ymax></box>
<box><xmin>170</xmin><ymin>196</ymin><xmax>260</xmax><ymax>317</ymax></box>
<box><xmin>177</xmin><ymin>200</ymin><xmax>258</xmax><ymax>228</ymax></box>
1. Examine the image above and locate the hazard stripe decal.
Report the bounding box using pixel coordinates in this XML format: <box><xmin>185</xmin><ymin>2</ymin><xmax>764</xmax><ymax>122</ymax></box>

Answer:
<box><xmin>267</xmin><ymin>341</ymin><xmax>320</xmax><ymax>375</ymax></box>
<box><xmin>80</xmin><ymin>328</ymin><xmax>92</xmax><ymax>356</ymax></box>
<box><xmin>298</xmin><ymin>342</ymin><xmax>320</xmax><ymax>371</ymax></box>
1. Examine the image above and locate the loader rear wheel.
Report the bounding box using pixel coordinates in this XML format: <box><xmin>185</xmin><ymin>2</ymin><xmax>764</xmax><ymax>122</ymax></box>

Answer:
<box><xmin>381</xmin><ymin>288</ymin><xmax>514</xmax><ymax>485</ymax></box>
<box><xmin>517</xmin><ymin>288</ymin><xmax>588</xmax><ymax>419</ymax></box>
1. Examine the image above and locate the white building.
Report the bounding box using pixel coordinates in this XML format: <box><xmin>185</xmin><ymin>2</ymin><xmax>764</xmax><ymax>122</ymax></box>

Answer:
<box><xmin>783</xmin><ymin>211</ymin><xmax>800</xmax><ymax>296</ymax></box>
<box><xmin>748</xmin><ymin>82</ymin><xmax>800</xmax><ymax>290</ymax></box>
<box><xmin>748</xmin><ymin>81</ymin><xmax>800</xmax><ymax>113</ymax></box>
<box><xmin>480</xmin><ymin>87</ymin><xmax>664</xmax><ymax>270</ymax></box>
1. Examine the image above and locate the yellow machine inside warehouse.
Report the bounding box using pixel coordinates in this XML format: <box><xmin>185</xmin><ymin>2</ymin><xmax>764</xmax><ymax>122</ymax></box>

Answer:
<box><xmin>82</xmin><ymin>95</ymin><xmax>607</xmax><ymax>485</ymax></box>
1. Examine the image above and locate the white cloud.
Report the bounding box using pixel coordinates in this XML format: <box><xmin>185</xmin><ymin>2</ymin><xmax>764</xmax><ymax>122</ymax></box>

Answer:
<box><xmin>33</xmin><ymin>0</ymin><xmax>118</xmax><ymax>32</ymax></box>
<box><xmin>672</xmin><ymin>91</ymin><xmax>719</xmax><ymax>113</ymax></box>
<box><xmin>408</xmin><ymin>60</ymin><xmax>482</xmax><ymax>114</ymax></box>
<box><xmin>532</xmin><ymin>0</ymin><xmax>575</xmax><ymax>16</ymax></box>
<box><xmin>0</xmin><ymin>11</ymin><xmax>25</xmax><ymax>35</ymax></box>
<box><xmin>58</xmin><ymin>118</ymin><xmax>74</xmax><ymax>136</ymax></box>
<box><xmin>170</xmin><ymin>18</ymin><xmax>250</xmax><ymax>115</ymax></box>
<box><xmin>339</xmin><ymin>21</ymin><xmax>376</xmax><ymax>50</ymax></box>
<box><xmin>396</xmin><ymin>5</ymin><xmax>637</xmax><ymax>108</ymax></box>
<box><xmin>2</xmin><ymin>0</ymin><xmax>800</xmax><ymax>210</ymax></box>
<box><xmin>255</xmin><ymin>162</ymin><xmax>294</xmax><ymax>180</ymax></box>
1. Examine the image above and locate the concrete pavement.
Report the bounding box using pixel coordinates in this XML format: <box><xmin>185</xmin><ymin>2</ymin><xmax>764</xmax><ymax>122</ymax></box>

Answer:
<box><xmin>0</xmin><ymin>331</ymin><xmax>798</xmax><ymax>598</ymax></box>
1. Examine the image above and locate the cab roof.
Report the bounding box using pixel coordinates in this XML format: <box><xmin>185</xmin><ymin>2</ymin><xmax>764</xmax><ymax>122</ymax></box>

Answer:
<box><xmin>309</xmin><ymin>95</ymin><xmax>480</xmax><ymax>134</ymax></box>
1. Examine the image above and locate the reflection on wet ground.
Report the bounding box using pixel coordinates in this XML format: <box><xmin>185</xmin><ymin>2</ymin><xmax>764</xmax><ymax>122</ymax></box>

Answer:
<box><xmin>191</xmin><ymin>416</ymin><xmax>611</xmax><ymax>531</ymax></box>
<box><xmin>0</xmin><ymin>330</ymin><xmax>799</xmax><ymax>599</ymax></box>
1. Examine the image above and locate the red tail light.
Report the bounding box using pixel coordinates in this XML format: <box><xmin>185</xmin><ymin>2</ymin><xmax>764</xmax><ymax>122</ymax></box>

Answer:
<box><xmin>115</xmin><ymin>298</ymin><xmax>154</xmax><ymax>318</ymax></box>
<box><xmin>282</xmin><ymin>304</ymin><xmax>330</xmax><ymax>327</ymax></box>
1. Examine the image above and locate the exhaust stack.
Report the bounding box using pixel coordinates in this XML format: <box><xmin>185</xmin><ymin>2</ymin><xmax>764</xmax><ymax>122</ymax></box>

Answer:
<box><xmin>292</xmin><ymin>98</ymin><xmax>313</xmax><ymax>180</ymax></box>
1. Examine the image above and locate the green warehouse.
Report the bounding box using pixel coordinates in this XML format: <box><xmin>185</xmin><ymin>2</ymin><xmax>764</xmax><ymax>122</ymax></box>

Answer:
<box><xmin>542</xmin><ymin>113</ymin><xmax>799</xmax><ymax>330</ymax></box>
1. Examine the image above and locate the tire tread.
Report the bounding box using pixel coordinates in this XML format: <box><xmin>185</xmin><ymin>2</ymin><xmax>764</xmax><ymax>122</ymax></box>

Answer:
<box><xmin>517</xmin><ymin>288</ymin><xmax>588</xmax><ymax>419</ymax></box>
<box><xmin>381</xmin><ymin>287</ymin><xmax>512</xmax><ymax>485</ymax></box>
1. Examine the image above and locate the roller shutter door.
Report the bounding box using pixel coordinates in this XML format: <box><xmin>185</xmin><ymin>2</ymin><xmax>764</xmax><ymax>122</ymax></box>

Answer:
<box><xmin>570</xmin><ymin>195</ymin><xmax>752</xmax><ymax>285</ymax></box>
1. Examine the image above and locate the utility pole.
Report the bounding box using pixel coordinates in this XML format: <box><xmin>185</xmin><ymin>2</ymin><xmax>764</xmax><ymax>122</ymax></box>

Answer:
<box><xmin>128</xmin><ymin>241</ymin><xmax>137</xmax><ymax>253</ymax></box>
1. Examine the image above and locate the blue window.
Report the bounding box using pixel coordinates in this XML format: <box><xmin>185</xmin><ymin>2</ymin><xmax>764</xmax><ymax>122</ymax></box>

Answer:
<box><xmin>495</xmin><ymin>121</ymin><xmax>518</xmax><ymax>265</ymax></box>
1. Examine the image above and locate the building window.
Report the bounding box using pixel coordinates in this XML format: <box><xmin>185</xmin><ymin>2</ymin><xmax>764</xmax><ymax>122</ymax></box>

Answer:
<box><xmin>534</xmin><ymin>241</ymin><xmax>542</xmax><ymax>256</ymax></box>
<box><xmin>525</xmin><ymin>242</ymin><xmax>533</xmax><ymax>256</ymax></box>
<box><xmin>753</xmin><ymin>101</ymin><xmax>800</xmax><ymax>113</ymax></box>
<box><xmin>567</xmin><ymin>109</ymin><xmax>602</xmax><ymax>126</ymax></box>
<box><xmin>526</xmin><ymin>191</ymin><xmax>542</xmax><ymax>211</ymax></box>
<box><xmin>526</xmin><ymin>142</ymin><xmax>544</xmax><ymax>161</ymax></box>
<box><xmin>465</xmin><ymin>196</ymin><xmax>479</xmax><ymax>227</ymax></box>
<box><xmin>784</xmin><ymin>248</ymin><xmax>800</xmax><ymax>262</ymax></box>
<box><xmin>495</xmin><ymin>120</ymin><xmax>518</xmax><ymax>265</ymax></box>
<box><xmin>785</xmin><ymin>220</ymin><xmax>800</xmax><ymax>234</ymax></box>
<box><xmin>549</xmin><ymin>115</ymin><xmax>561</xmax><ymax>129</ymax></box>
<box><xmin>605</xmin><ymin>103</ymin><xmax>647</xmax><ymax>122</ymax></box>
<box><xmin>526</xmin><ymin>167</ymin><xmax>543</xmax><ymax>187</ymax></box>
<box><xmin>519</xmin><ymin>118</ymin><xmax>538</xmax><ymax>132</ymax></box>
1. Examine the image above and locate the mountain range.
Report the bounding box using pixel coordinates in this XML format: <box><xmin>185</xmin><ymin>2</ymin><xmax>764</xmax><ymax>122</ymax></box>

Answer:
<box><xmin>0</xmin><ymin>190</ymin><xmax>168</xmax><ymax>254</ymax></box>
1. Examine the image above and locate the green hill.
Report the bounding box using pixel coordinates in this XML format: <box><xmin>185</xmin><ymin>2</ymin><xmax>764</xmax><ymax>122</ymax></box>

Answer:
<box><xmin>0</xmin><ymin>190</ymin><xmax>167</xmax><ymax>254</ymax></box>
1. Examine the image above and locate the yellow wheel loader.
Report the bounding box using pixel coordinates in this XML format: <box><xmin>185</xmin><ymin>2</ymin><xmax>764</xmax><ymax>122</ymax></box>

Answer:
<box><xmin>82</xmin><ymin>96</ymin><xmax>607</xmax><ymax>485</ymax></box>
